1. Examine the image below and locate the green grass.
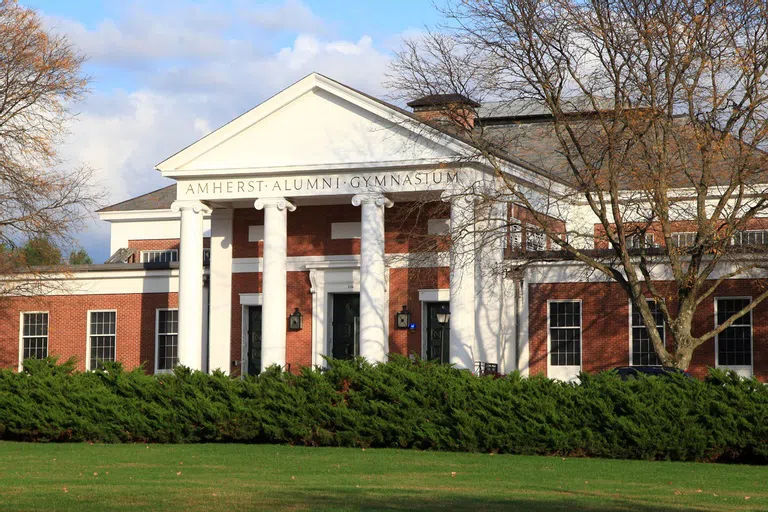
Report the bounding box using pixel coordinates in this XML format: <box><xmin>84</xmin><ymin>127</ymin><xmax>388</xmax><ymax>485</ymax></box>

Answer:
<box><xmin>0</xmin><ymin>443</ymin><xmax>765</xmax><ymax>511</ymax></box>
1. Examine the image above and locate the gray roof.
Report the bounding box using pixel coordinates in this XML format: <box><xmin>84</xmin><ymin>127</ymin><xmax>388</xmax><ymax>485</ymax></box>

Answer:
<box><xmin>477</xmin><ymin>96</ymin><xmax>615</xmax><ymax>119</ymax></box>
<box><xmin>478</xmin><ymin>121</ymin><xmax>572</xmax><ymax>183</ymax></box>
<box><xmin>98</xmin><ymin>184</ymin><xmax>177</xmax><ymax>213</ymax></box>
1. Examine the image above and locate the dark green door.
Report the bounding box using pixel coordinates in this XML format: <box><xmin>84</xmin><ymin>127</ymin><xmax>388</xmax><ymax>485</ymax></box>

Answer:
<box><xmin>247</xmin><ymin>306</ymin><xmax>262</xmax><ymax>376</ymax></box>
<box><xmin>425</xmin><ymin>302</ymin><xmax>450</xmax><ymax>363</ymax></box>
<box><xmin>331</xmin><ymin>294</ymin><xmax>359</xmax><ymax>360</ymax></box>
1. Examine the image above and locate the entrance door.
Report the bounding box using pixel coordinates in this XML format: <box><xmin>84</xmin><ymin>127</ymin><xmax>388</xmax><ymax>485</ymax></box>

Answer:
<box><xmin>331</xmin><ymin>293</ymin><xmax>360</xmax><ymax>360</ymax></box>
<box><xmin>425</xmin><ymin>302</ymin><xmax>450</xmax><ymax>363</ymax></box>
<box><xmin>246</xmin><ymin>306</ymin><xmax>262</xmax><ymax>375</ymax></box>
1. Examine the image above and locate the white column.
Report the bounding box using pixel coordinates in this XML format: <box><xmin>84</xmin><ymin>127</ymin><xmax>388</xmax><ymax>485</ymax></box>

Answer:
<box><xmin>474</xmin><ymin>200</ymin><xmax>505</xmax><ymax>367</ymax></box>
<box><xmin>171</xmin><ymin>200</ymin><xmax>210</xmax><ymax>371</ymax></box>
<box><xmin>254</xmin><ymin>197</ymin><xmax>295</xmax><ymax>371</ymax></box>
<box><xmin>208</xmin><ymin>208</ymin><xmax>233</xmax><ymax>373</ymax></box>
<box><xmin>352</xmin><ymin>192</ymin><xmax>393</xmax><ymax>363</ymax></box>
<box><xmin>444</xmin><ymin>194</ymin><xmax>476</xmax><ymax>370</ymax></box>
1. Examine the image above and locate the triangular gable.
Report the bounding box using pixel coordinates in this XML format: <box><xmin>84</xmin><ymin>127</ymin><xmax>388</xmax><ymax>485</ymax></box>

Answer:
<box><xmin>155</xmin><ymin>73</ymin><xmax>469</xmax><ymax>175</ymax></box>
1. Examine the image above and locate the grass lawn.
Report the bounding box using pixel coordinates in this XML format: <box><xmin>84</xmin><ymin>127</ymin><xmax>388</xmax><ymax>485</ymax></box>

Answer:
<box><xmin>0</xmin><ymin>443</ymin><xmax>765</xmax><ymax>511</ymax></box>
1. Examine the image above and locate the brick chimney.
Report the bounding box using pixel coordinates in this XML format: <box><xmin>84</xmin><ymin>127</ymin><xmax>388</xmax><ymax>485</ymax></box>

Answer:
<box><xmin>407</xmin><ymin>93</ymin><xmax>480</xmax><ymax>130</ymax></box>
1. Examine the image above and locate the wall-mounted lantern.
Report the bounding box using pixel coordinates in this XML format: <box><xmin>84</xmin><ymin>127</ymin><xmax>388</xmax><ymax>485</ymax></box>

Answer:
<box><xmin>288</xmin><ymin>308</ymin><xmax>303</xmax><ymax>331</ymax></box>
<box><xmin>435</xmin><ymin>306</ymin><xmax>451</xmax><ymax>326</ymax></box>
<box><xmin>396</xmin><ymin>305</ymin><xmax>411</xmax><ymax>329</ymax></box>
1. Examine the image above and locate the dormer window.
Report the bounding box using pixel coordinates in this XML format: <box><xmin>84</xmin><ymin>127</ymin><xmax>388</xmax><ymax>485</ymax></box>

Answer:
<box><xmin>626</xmin><ymin>233</ymin><xmax>655</xmax><ymax>249</ymax></box>
<box><xmin>140</xmin><ymin>250</ymin><xmax>178</xmax><ymax>263</ymax></box>
<box><xmin>732</xmin><ymin>230</ymin><xmax>768</xmax><ymax>246</ymax></box>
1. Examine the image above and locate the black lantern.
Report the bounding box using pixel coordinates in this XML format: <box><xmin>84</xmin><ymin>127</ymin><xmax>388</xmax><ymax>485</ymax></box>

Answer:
<box><xmin>288</xmin><ymin>308</ymin><xmax>303</xmax><ymax>331</ymax></box>
<box><xmin>395</xmin><ymin>305</ymin><xmax>411</xmax><ymax>329</ymax></box>
<box><xmin>435</xmin><ymin>306</ymin><xmax>451</xmax><ymax>326</ymax></box>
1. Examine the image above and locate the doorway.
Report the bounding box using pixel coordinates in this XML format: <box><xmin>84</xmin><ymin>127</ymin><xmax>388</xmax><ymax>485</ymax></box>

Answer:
<box><xmin>425</xmin><ymin>301</ymin><xmax>450</xmax><ymax>363</ymax></box>
<box><xmin>331</xmin><ymin>293</ymin><xmax>360</xmax><ymax>360</ymax></box>
<box><xmin>245</xmin><ymin>306</ymin><xmax>262</xmax><ymax>375</ymax></box>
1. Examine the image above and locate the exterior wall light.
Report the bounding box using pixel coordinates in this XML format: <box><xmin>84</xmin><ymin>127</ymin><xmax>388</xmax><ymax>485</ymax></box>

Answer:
<box><xmin>435</xmin><ymin>306</ymin><xmax>451</xmax><ymax>326</ymax></box>
<box><xmin>396</xmin><ymin>305</ymin><xmax>411</xmax><ymax>329</ymax></box>
<box><xmin>288</xmin><ymin>308</ymin><xmax>303</xmax><ymax>331</ymax></box>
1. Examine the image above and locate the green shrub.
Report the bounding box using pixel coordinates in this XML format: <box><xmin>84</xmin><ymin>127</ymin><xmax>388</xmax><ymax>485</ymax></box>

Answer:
<box><xmin>0</xmin><ymin>356</ymin><xmax>765</xmax><ymax>463</ymax></box>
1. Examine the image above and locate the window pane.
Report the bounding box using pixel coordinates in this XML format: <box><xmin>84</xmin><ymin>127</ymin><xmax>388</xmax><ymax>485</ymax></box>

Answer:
<box><xmin>631</xmin><ymin>301</ymin><xmax>663</xmax><ymax>366</ymax></box>
<box><xmin>157</xmin><ymin>310</ymin><xmax>179</xmax><ymax>370</ymax></box>
<box><xmin>22</xmin><ymin>313</ymin><xmax>49</xmax><ymax>361</ymax></box>
<box><xmin>717</xmin><ymin>299</ymin><xmax>752</xmax><ymax>367</ymax></box>
<box><xmin>89</xmin><ymin>311</ymin><xmax>116</xmax><ymax>369</ymax></box>
<box><xmin>549</xmin><ymin>302</ymin><xmax>581</xmax><ymax>366</ymax></box>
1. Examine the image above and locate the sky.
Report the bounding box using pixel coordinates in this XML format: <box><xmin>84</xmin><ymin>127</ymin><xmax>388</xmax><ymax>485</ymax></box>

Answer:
<box><xmin>25</xmin><ymin>0</ymin><xmax>444</xmax><ymax>262</ymax></box>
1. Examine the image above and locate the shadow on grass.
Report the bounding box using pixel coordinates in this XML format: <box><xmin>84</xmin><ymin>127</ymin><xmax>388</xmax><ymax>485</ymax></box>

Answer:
<box><xmin>271</xmin><ymin>488</ymin><xmax>710</xmax><ymax>512</ymax></box>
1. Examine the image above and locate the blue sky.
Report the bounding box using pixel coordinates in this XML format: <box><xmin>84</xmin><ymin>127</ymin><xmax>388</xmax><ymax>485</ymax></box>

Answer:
<box><xmin>24</xmin><ymin>0</ymin><xmax>443</xmax><ymax>262</ymax></box>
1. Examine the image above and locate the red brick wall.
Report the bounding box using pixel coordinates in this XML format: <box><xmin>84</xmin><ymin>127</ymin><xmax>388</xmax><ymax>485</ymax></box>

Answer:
<box><xmin>286</xmin><ymin>271</ymin><xmax>312</xmax><ymax>369</ymax></box>
<box><xmin>228</xmin><ymin>270</ymin><xmax>312</xmax><ymax>374</ymax></box>
<box><xmin>528</xmin><ymin>280</ymin><xmax>768</xmax><ymax>381</ymax></box>
<box><xmin>0</xmin><ymin>293</ymin><xmax>177</xmax><ymax>373</ymax></box>
<box><xmin>388</xmin><ymin>267</ymin><xmax>450</xmax><ymax>357</ymax></box>
<box><xmin>231</xmin><ymin>202</ymin><xmax>449</xmax><ymax>259</ymax></box>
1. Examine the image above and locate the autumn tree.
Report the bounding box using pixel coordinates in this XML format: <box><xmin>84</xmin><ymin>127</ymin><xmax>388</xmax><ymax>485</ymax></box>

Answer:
<box><xmin>0</xmin><ymin>0</ymin><xmax>98</xmax><ymax>294</ymax></box>
<box><xmin>389</xmin><ymin>0</ymin><xmax>768</xmax><ymax>369</ymax></box>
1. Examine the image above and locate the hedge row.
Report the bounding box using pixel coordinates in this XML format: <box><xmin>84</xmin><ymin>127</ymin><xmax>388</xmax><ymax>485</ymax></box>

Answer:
<box><xmin>1</xmin><ymin>356</ymin><xmax>766</xmax><ymax>463</ymax></box>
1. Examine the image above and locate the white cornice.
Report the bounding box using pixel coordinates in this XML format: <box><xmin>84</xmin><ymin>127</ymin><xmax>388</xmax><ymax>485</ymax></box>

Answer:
<box><xmin>98</xmin><ymin>209</ymin><xmax>212</xmax><ymax>222</ymax></box>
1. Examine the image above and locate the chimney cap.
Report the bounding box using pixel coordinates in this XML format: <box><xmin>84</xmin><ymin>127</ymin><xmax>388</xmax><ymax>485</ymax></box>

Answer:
<box><xmin>407</xmin><ymin>93</ymin><xmax>480</xmax><ymax>110</ymax></box>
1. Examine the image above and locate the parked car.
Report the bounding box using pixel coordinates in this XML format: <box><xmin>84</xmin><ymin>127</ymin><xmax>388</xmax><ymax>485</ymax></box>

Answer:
<box><xmin>612</xmin><ymin>366</ymin><xmax>693</xmax><ymax>380</ymax></box>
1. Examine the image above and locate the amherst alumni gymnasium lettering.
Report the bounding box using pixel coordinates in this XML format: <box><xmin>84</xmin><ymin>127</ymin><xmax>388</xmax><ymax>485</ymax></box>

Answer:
<box><xmin>181</xmin><ymin>169</ymin><xmax>459</xmax><ymax>199</ymax></box>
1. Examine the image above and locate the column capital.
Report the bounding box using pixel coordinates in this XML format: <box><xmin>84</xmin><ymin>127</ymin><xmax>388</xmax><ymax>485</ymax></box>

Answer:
<box><xmin>171</xmin><ymin>200</ymin><xmax>211</xmax><ymax>214</ymax></box>
<box><xmin>254</xmin><ymin>198</ymin><xmax>296</xmax><ymax>212</ymax></box>
<box><xmin>352</xmin><ymin>192</ymin><xmax>393</xmax><ymax>208</ymax></box>
<box><xmin>440</xmin><ymin>191</ymin><xmax>477</xmax><ymax>205</ymax></box>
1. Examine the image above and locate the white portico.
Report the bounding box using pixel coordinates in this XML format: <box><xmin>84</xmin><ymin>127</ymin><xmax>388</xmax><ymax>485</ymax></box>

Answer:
<box><xmin>155</xmin><ymin>72</ymin><xmax>516</xmax><ymax>374</ymax></box>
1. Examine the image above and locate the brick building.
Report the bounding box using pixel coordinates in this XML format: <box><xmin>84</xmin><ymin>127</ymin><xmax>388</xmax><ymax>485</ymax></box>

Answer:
<box><xmin>2</xmin><ymin>73</ymin><xmax>766</xmax><ymax>382</ymax></box>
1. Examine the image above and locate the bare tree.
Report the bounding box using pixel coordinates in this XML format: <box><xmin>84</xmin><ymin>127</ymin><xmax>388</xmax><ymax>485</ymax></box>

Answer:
<box><xmin>0</xmin><ymin>0</ymin><xmax>98</xmax><ymax>295</ymax></box>
<box><xmin>388</xmin><ymin>0</ymin><xmax>768</xmax><ymax>369</ymax></box>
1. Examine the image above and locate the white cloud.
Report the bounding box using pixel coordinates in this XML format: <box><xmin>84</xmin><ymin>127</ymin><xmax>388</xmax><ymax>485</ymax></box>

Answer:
<box><xmin>245</xmin><ymin>0</ymin><xmax>328</xmax><ymax>34</ymax></box>
<box><xmin>55</xmin><ymin>27</ymin><xmax>396</xmax><ymax>262</ymax></box>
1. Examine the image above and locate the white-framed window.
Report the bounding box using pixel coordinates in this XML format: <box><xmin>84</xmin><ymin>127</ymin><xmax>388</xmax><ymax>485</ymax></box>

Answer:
<box><xmin>140</xmin><ymin>250</ymin><xmax>178</xmax><ymax>263</ymax></box>
<box><xmin>732</xmin><ymin>230</ymin><xmax>768</xmax><ymax>246</ymax></box>
<box><xmin>626</xmin><ymin>233</ymin><xmax>655</xmax><ymax>249</ymax></box>
<box><xmin>526</xmin><ymin>227</ymin><xmax>547</xmax><ymax>251</ymax></box>
<box><xmin>155</xmin><ymin>309</ymin><xmax>179</xmax><ymax>372</ymax></box>
<box><xmin>715</xmin><ymin>298</ymin><xmax>752</xmax><ymax>369</ymax></box>
<box><xmin>20</xmin><ymin>312</ymin><xmax>49</xmax><ymax>365</ymax></box>
<box><xmin>87</xmin><ymin>310</ymin><xmax>116</xmax><ymax>370</ymax></box>
<box><xmin>510</xmin><ymin>223</ymin><xmax>547</xmax><ymax>251</ymax></box>
<box><xmin>549</xmin><ymin>301</ymin><xmax>581</xmax><ymax>366</ymax></box>
<box><xmin>670</xmin><ymin>232</ymin><xmax>697</xmax><ymax>248</ymax></box>
<box><xmin>630</xmin><ymin>300</ymin><xmax>663</xmax><ymax>366</ymax></box>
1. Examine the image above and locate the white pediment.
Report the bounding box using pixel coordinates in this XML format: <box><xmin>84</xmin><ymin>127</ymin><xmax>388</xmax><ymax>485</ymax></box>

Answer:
<box><xmin>156</xmin><ymin>73</ymin><xmax>464</xmax><ymax>176</ymax></box>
